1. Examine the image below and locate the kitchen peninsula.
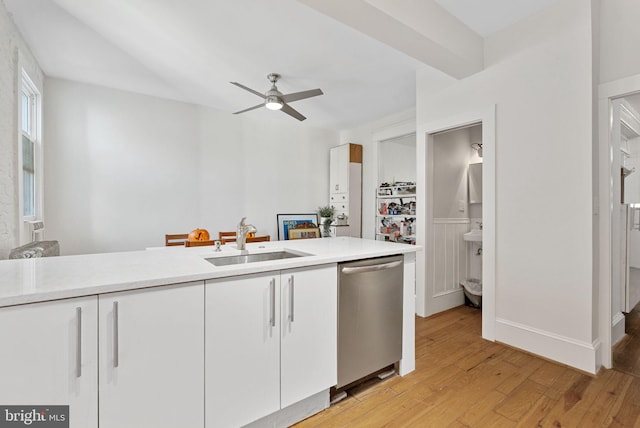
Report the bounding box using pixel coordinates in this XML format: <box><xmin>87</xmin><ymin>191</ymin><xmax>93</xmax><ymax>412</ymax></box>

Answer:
<box><xmin>0</xmin><ymin>237</ymin><xmax>418</xmax><ymax>428</ymax></box>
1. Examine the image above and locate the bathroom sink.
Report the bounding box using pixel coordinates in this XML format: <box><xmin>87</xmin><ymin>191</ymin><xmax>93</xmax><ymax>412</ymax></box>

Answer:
<box><xmin>205</xmin><ymin>250</ymin><xmax>309</xmax><ymax>267</ymax></box>
<box><xmin>463</xmin><ymin>229</ymin><xmax>482</xmax><ymax>242</ymax></box>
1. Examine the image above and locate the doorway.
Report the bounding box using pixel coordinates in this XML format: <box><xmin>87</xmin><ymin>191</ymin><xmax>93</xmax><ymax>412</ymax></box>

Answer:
<box><xmin>609</xmin><ymin>93</ymin><xmax>640</xmax><ymax>374</ymax></box>
<box><xmin>416</xmin><ymin>106</ymin><xmax>496</xmax><ymax>341</ymax></box>
<box><xmin>599</xmin><ymin>73</ymin><xmax>640</xmax><ymax>369</ymax></box>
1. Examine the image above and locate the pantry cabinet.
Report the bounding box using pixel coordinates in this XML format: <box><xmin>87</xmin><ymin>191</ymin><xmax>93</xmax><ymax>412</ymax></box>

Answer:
<box><xmin>0</xmin><ymin>296</ymin><xmax>99</xmax><ymax>428</ymax></box>
<box><xmin>329</xmin><ymin>143</ymin><xmax>362</xmax><ymax>237</ymax></box>
<box><xmin>205</xmin><ymin>265</ymin><xmax>337</xmax><ymax>427</ymax></box>
<box><xmin>98</xmin><ymin>282</ymin><xmax>204</xmax><ymax>428</ymax></box>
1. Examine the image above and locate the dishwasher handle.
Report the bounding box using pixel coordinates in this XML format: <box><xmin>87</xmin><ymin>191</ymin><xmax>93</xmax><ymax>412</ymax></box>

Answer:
<box><xmin>341</xmin><ymin>260</ymin><xmax>402</xmax><ymax>275</ymax></box>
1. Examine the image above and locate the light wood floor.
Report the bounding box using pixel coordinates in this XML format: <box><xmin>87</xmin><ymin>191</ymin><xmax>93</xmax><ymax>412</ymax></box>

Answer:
<box><xmin>295</xmin><ymin>305</ymin><xmax>640</xmax><ymax>427</ymax></box>
<box><xmin>613</xmin><ymin>301</ymin><xmax>640</xmax><ymax>377</ymax></box>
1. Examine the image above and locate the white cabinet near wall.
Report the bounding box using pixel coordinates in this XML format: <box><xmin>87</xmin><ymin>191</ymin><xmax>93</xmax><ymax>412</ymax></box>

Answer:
<box><xmin>0</xmin><ymin>297</ymin><xmax>98</xmax><ymax>428</ymax></box>
<box><xmin>98</xmin><ymin>282</ymin><xmax>204</xmax><ymax>428</ymax></box>
<box><xmin>280</xmin><ymin>266</ymin><xmax>337</xmax><ymax>408</ymax></box>
<box><xmin>205</xmin><ymin>265</ymin><xmax>337</xmax><ymax>427</ymax></box>
<box><xmin>329</xmin><ymin>143</ymin><xmax>362</xmax><ymax>237</ymax></box>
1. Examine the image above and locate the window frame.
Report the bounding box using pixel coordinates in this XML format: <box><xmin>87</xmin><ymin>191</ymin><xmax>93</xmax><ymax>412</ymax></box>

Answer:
<box><xmin>18</xmin><ymin>69</ymin><xmax>42</xmax><ymax>232</ymax></box>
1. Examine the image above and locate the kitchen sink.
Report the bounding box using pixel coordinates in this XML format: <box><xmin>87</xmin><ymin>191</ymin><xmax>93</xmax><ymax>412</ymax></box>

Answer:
<box><xmin>205</xmin><ymin>250</ymin><xmax>309</xmax><ymax>267</ymax></box>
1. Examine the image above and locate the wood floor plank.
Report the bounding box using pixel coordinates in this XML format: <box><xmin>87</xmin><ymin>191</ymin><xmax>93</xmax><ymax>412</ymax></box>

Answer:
<box><xmin>494</xmin><ymin>379</ymin><xmax>547</xmax><ymax>421</ymax></box>
<box><xmin>457</xmin><ymin>389</ymin><xmax>507</xmax><ymax>427</ymax></box>
<box><xmin>578</xmin><ymin>370</ymin><xmax>632</xmax><ymax>426</ymax></box>
<box><xmin>528</xmin><ymin>360</ymin><xmax>567</xmax><ymax>387</ymax></box>
<box><xmin>514</xmin><ymin>395</ymin><xmax>558</xmax><ymax>427</ymax></box>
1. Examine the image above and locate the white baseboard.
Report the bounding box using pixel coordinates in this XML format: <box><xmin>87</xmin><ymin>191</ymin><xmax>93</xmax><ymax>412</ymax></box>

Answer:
<box><xmin>245</xmin><ymin>390</ymin><xmax>329</xmax><ymax>428</ymax></box>
<box><xmin>495</xmin><ymin>318</ymin><xmax>599</xmax><ymax>374</ymax></box>
<box><xmin>426</xmin><ymin>288</ymin><xmax>465</xmax><ymax>316</ymax></box>
<box><xmin>612</xmin><ymin>311</ymin><xmax>626</xmax><ymax>346</ymax></box>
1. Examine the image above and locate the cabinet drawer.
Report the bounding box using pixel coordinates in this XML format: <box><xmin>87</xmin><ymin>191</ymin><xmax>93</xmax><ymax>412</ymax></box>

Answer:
<box><xmin>331</xmin><ymin>202</ymin><xmax>349</xmax><ymax>212</ymax></box>
<box><xmin>330</xmin><ymin>193</ymin><xmax>348</xmax><ymax>202</ymax></box>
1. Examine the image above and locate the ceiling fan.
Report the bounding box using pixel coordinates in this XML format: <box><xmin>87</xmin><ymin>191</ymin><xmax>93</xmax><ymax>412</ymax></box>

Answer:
<box><xmin>230</xmin><ymin>73</ymin><xmax>323</xmax><ymax>121</ymax></box>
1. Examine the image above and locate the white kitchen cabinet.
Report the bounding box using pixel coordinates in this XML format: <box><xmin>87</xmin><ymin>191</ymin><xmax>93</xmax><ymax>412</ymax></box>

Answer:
<box><xmin>205</xmin><ymin>272</ymin><xmax>281</xmax><ymax>428</ymax></box>
<box><xmin>0</xmin><ymin>296</ymin><xmax>98</xmax><ymax>428</ymax></box>
<box><xmin>330</xmin><ymin>144</ymin><xmax>349</xmax><ymax>194</ymax></box>
<box><xmin>98</xmin><ymin>282</ymin><xmax>204</xmax><ymax>428</ymax></box>
<box><xmin>205</xmin><ymin>265</ymin><xmax>337</xmax><ymax>427</ymax></box>
<box><xmin>280</xmin><ymin>265</ymin><xmax>337</xmax><ymax>408</ymax></box>
<box><xmin>329</xmin><ymin>143</ymin><xmax>362</xmax><ymax>237</ymax></box>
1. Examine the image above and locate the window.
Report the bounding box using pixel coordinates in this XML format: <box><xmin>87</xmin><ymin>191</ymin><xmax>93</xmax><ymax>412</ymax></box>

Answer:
<box><xmin>20</xmin><ymin>71</ymin><xmax>40</xmax><ymax>220</ymax></box>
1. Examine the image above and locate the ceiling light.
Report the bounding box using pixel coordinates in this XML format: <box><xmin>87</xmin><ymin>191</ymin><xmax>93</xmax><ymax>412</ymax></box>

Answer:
<box><xmin>265</xmin><ymin>96</ymin><xmax>283</xmax><ymax>110</ymax></box>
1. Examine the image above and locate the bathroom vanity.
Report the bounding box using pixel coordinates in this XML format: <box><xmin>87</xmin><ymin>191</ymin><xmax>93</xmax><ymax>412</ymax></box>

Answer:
<box><xmin>0</xmin><ymin>237</ymin><xmax>418</xmax><ymax>428</ymax></box>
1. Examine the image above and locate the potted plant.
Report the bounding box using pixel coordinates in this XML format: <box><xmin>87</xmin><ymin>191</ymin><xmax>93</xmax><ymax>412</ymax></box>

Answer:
<box><xmin>317</xmin><ymin>205</ymin><xmax>335</xmax><ymax>237</ymax></box>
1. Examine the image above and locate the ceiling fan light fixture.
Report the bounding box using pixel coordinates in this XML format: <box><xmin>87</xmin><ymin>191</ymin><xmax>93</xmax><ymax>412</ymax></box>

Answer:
<box><xmin>265</xmin><ymin>96</ymin><xmax>283</xmax><ymax>110</ymax></box>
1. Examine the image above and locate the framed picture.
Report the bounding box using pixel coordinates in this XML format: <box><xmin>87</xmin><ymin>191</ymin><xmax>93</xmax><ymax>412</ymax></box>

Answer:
<box><xmin>277</xmin><ymin>213</ymin><xmax>319</xmax><ymax>240</ymax></box>
<box><xmin>288</xmin><ymin>227</ymin><xmax>321</xmax><ymax>240</ymax></box>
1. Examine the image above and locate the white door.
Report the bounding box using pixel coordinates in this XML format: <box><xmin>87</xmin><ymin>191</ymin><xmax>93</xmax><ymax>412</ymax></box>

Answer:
<box><xmin>0</xmin><ymin>296</ymin><xmax>98</xmax><ymax>428</ymax></box>
<box><xmin>98</xmin><ymin>282</ymin><xmax>204</xmax><ymax>428</ymax></box>
<box><xmin>205</xmin><ymin>273</ymin><xmax>280</xmax><ymax>427</ymax></box>
<box><xmin>280</xmin><ymin>265</ymin><xmax>337</xmax><ymax>408</ymax></box>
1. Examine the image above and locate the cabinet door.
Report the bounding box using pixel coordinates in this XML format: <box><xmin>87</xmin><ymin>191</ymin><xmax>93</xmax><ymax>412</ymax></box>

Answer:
<box><xmin>98</xmin><ymin>282</ymin><xmax>204</xmax><ymax>428</ymax></box>
<box><xmin>281</xmin><ymin>265</ymin><xmax>337</xmax><ymax>408</ymax></box>
<box><xmin>0</xmin><ymin>297</ymin><xmax>98</xmax><ymax>428</ymax></box>
<box><xmin>205</xmin><ymin>273</ymin><xmax>280</xmax><ymax>427</ymax></box>
<box><xmin>330</xmin><ymin>145</ymin><xmax>349</xmax><ymax>194</ymax></box>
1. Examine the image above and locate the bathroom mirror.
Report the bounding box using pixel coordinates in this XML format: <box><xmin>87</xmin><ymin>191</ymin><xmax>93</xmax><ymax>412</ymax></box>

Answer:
<box><xmin>468</xmin><ymin>163</ymin><xmax>483</xmax><ymax>204</ymax></box>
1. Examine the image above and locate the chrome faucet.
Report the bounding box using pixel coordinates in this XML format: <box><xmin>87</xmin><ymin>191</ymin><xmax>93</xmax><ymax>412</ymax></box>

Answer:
<box><xmin>236</xmin><ymin>217</ymin><xmax>257</xmax><ymax>251</ymax></box>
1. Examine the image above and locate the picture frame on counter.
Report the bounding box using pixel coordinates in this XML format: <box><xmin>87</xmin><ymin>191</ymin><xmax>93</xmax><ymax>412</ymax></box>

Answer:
<box><xmin>288</xmin><ymin>227</ymin><xmax>321</xmax><ymax>240</ymax></box>
<box><xmin>277</xmin><ymin>213</ymin><xmax>319</xmax><ymax>240</ymax></box>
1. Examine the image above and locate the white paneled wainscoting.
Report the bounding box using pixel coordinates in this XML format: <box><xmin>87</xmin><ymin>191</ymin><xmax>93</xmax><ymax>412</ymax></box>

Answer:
<box><xmin>426</xmin><ymin>218</ymin><xmax>470</xmax><ymax>314</ymax></box>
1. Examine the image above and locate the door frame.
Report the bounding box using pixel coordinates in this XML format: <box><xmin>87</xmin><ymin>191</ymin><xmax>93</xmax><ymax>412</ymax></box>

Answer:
<box><xmin>599</xmin><ymin>73</ymin><xmax>640</xmax><ymax>368</ymax></box>
<box><xmin>416</xmin><ymin>105</ymin><xmax>496</xmax><ymax>341</ymax></box>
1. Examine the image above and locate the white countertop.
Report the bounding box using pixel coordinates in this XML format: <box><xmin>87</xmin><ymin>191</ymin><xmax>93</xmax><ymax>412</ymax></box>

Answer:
<box><xmin>0</xmin><ymin>237</ymin><xmax>419</xmax><ymax>307</ymax></box>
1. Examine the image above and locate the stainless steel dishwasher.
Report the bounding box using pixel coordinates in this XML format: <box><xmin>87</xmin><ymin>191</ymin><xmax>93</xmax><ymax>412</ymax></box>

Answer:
<box><xmin>337</xmin><ymin>254</ymin><xmax>404</xmax><ymax>389</ymax></box>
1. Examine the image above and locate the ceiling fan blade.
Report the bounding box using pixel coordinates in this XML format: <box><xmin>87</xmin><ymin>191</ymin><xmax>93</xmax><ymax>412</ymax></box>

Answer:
<box><xmin>230</xmin><ymin>82</ymin><xmax>266</xmax><ymax>99</ymax></box>
<box><xmin>281</xmin><ymin>103</ymin><xmax>307</xmax><ymax>121</ymax></box>
<box><xmin>281</xmin><ymin>88</ymin><xmax>323</xmax><ymax>104</ymax></box>
<box><xmin>233</xmin><ymin>103</ymin><xmax>264</xmax><ymax>114</ymax></box>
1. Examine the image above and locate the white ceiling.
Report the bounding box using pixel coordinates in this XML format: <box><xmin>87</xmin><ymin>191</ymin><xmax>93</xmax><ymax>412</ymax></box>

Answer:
<box><xmin>4</xmin><ymin>0</ymin><xmax>561</xmax><ymax>130</ymax></box>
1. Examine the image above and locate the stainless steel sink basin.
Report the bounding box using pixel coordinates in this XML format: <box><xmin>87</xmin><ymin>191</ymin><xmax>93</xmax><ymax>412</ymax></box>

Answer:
<box><xmin>205</xmin><ymin>251</ymin><xmax>308</xmax><ymax>267</ymax></box>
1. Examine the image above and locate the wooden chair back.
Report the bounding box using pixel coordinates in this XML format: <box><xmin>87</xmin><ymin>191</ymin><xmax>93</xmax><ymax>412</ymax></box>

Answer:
<box><xmin>165</xmin><ymin>234</ymin><xmax>188</xmax><ymax>246</ymax></box>
<box><xmin>247</xmin><ymin>235</ymin><xmax>270</xmax><ymax>243</ymax></box>
<box><xmin>218</xmin><ymin>231</ymin><xmax>236</xmax><ymax>242</ymax></box>
<box><xmin>184</xmin><ymin>240</ymin><xmax>215</xmax><ymax>247</ymax></box>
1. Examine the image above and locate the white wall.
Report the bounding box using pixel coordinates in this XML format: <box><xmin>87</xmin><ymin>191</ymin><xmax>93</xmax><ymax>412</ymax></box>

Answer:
<box><xmin>378</xmin><ymin>133</ymin><xmax>416</xmax><ymax>185</ymax></box>
<box><xmin>44</xmin><ymin>78</ymin><xmax>338</xmax><ymax>255</ymax></box>
<box><xmin>0</xmin><ymin>2</ymin><xmax>43</xmax><ymax>258</ymax></box>
<box><xmin>340</xmin><ymin>109</ymin><xmax>415</xmax><ymax>240</ymax></box>
<box><xmin>418</xmin><ymin>0</ymin><xmax>596</xmax><ymax>371</ymax></box>
<box><xmin>600</xmin><ymin>0</ymin><xmax>640</xmax><ymax>85</ymax></box>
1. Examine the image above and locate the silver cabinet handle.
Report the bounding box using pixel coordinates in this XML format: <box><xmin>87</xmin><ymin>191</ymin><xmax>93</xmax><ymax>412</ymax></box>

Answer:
<box><xmin>75</xmin><ymin>307</ymin><xmax>82</xmax><ymax>378</ymax></box>
<box><xmin>289</xmin><ymin>275</ymin><xmax>295</xmax><ymax>322</ymax></box>
<box><xmin>341</xmin><ymin>260</ymin><xmax>403</xmax><ymax>275</ymax></box>
<box><xmin>113</xmin><ymin>301</ymin><xmax>119</xmax><ymax>368</ymax></box>
<box><xmin>269</xmin><ymin>279</ymin><xmax>276</xmax><ymax>327</ymax></box>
